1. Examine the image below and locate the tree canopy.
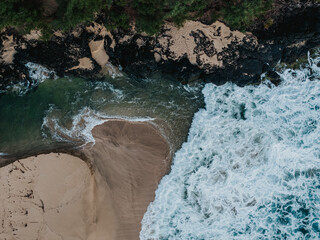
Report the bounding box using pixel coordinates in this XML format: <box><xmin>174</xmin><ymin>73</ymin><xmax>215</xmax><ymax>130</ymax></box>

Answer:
<box><xmin>0</xmin><ymin>0</ymin><xmax>275</xmax><ymax>37</ymax></box>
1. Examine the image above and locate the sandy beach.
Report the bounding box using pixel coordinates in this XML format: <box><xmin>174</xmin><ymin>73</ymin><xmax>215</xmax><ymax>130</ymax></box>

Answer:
<box><xmin>0</xmin><ymin>120</ymin><xmax>170</xmax><ymax>240</ymax></box>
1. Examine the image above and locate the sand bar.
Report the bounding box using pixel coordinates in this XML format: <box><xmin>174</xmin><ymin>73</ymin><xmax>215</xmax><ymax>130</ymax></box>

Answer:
<box><xmin>0</xmin><ymin>120</ymin><xmax>170</xmax><ymax>240</ymax></box>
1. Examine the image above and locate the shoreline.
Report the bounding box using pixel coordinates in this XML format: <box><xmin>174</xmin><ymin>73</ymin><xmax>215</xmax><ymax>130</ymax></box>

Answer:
<box><xmin>1</xmin><ymin>3</ymin><xmax>319</xmax><ymax>93</ymax></box>
<box><xmin>0</xmin><ymin>118</ymin><xmax>165</xmax><ymax>167</ymax></box>
<box><xmin>0</xmin><ymin>119</ymin><xmax>171</xmax><ymax>240</ymax></box>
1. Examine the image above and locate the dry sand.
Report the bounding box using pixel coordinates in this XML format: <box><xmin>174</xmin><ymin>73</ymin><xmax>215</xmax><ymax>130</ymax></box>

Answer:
<box><xmin>1</xmin><ymin>35</ymin><xmax>17</xmax><ymax>64</ymax></box>
<box><xmin>23</xmin><ymin>30</ymin><xmax>42</xmax><ymax>41</ymax></box>
<box><xmin>86</xmin><ymin>22</ymin><xmax>120</xmax><ymax>77</ymax></box>
<box><xmin>89</xmin><ymin>39</ymin><xmax>109</xmax><ymax>67</ymax></box>
<box><xmin>0</xmin><ymin>120</ymin><xmax>170</xmax><ymax>240</ymax></box>
<box><xmin>156</xmin><ymin>20</ymin><xmax>247</xmax><ymax>70</ymax></box>
<box><xmin>68</xmin><ymin>57</ymin><xmax>94</xmax><ymax>71</ymax></box>
<box><xmin>86</xmin><ymin>23</ymin><xmax>115</xmax><ymax>49</ymax></box>
<box><xmin>0</xmin><ymin>153</ymin><xmax>97</xmax><ymax>240</ymax></box>
<box><xmin>88</xmin><ymin>36</ymin><xmax>122</xmax><ymax>77</ymax></box>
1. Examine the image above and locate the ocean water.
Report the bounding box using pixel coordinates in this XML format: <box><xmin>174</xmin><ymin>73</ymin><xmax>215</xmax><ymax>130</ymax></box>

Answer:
<box><xmin>0</xmin><ymin>72</ymin><xmax>203</xmax><ymax>157</ymax></box>
<box><xmin>141</xmin><ymin>48</ymin><xmax>320</xmax><ymax>239</ymax></box>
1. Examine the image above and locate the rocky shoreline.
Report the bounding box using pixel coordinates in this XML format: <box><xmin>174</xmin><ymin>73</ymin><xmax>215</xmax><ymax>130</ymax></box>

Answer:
<box><xmin>0</xmin><ymin>3</ymin><xmax>319</xmax><ymax>92</ymax></box>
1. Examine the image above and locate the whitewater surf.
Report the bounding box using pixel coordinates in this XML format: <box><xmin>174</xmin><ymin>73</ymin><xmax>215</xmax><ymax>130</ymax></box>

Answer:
<box><xmin>141</xmin><ymin>49</ymin><xmax>320</xmax><ymax>239</ymax></box>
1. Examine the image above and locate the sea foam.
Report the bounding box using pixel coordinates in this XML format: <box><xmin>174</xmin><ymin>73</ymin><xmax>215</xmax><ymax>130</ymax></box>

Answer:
<box><xmin>25</xmin><ymin>62</ymin><xmax>57</xmax><ymax>83</ymax></box>
<box><xmin>4</xmin><ymin>63</ymin><xmax>57</xmax><ymax>95</ymax></box>
<box><xmin>42</xmin><ymin>106</ymin><xmax>154</xmax><ymax>147</ymax></box>
<box><xmin>141</xmin><ymin>49</ymin><xmax>320</xmax><ymax>239</ymax></box>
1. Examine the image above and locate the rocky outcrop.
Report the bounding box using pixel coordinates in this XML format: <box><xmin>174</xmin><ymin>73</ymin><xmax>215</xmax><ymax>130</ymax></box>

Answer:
<box><xmin>0</xmin><ymin>3</ymin><xmax>319</xmax><ymax>92</ymax></box>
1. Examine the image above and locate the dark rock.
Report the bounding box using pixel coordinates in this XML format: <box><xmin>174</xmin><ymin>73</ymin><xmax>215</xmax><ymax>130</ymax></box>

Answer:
<box><xmin>0</xmin><ymin>63</ymin><xmax>30</xmax><ymax>92</ymax></box>
<box><xmin>0</xmin><ymin>2</ymin><xmax>319</xmax><ymax>92</ymax></box>
<box><xmin>266</xmin><ymin>70</ymin><xmax>281</xmax><ymax>86</ymax></box>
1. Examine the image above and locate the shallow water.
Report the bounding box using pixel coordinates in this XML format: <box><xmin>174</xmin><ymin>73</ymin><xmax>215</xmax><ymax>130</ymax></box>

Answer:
<box><xmin>141</xmin><ymin>49</ymin><xmax>320</xmax><ymax>239</ymax></box>
<box><xmin>0</xmin><ymin>73</ymin><xmax>203</xmax><ymax>157</ymax></box>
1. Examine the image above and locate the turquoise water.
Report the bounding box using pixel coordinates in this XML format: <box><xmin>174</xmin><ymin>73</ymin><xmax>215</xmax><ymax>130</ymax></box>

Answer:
<box><xmin>0</xmin><ymin>73</ymin><xmax>203</xmax><ymax>157</ymax></box>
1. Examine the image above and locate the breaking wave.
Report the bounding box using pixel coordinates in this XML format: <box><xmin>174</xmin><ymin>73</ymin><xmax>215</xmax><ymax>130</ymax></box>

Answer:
<box><xmin>3</xmin><ymin>62</ymin><xmax>57</xmax><ymax>95</ymax></box>
<box><xmin>141</xmin><ymin>49</ymin><xmax>320</xmax><ymax>239</ymax></box>
<box><xmin>25</xmin><ymin>62</ymin><xmax>57</xmax><ymax>82</ymax></box>
<box><xmin>41</xmin><ymin>106</ymin><xmax>154</xmax><ymax>147</ymax></box>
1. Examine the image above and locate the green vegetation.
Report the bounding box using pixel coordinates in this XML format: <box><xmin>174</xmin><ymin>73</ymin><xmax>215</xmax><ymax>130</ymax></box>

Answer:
<box><xmin>220</xmin><ymin>0</ymin><xmax>273</xmax><ymax>30</ymax></box>
<box><xmin>0</xmin><ymin>0</ymin><xmax>43</xmax><ymax>32</ymax></box>
<box><xmin>0</xmin><ymin>0</ymin><xmax>111</xmax><ymax>38</ymax></box>
<box><xmin>0</xmin><ymin>0</ymin><xmax>275</xmax><ymax>37</ymax></box>
<box><xmin>55</xmin><ymin>0</ymin><xmax>111</xmax><ymax>30</ymax></box>
<box><xmin>132</xmin><ymin>0</ymin><xmax>209</xmax><ymax>34</ymax></box>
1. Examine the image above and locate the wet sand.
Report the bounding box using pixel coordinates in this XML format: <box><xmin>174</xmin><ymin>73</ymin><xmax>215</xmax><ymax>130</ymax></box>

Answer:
<box><xmin>0</xmin><ymin>120</ymin><xmax>170</xmax><ymax>240</ymax></box>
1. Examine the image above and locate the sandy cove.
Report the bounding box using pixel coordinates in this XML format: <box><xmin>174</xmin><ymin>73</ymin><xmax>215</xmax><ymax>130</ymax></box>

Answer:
<box><xmin>0</xmin><ymin>120</ymin><xmax>171</xmax><ymax>240</ymax></box>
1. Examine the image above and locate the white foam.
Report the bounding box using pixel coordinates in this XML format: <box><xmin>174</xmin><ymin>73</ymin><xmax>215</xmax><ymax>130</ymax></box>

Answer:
<box><xmin>105</xmin><ymin>63</ymin><xmax>124</xmax><ymax>79</ymax></box>
<box><xmin>4</xmin><ymin>62</ymin><xmax>58</xmax><ymax>95</ymax></box>
<box><xmin>6</xmin><ymin>81</ymin><xmax>31</xmax><ymax>95</ymax></box>
<box><xmin>141</xmin><ymin>49</ymin><xmax>320</xmax><ymax>239</ymax></box>
<box><xmin>42</xmin><ymin>106</ymin><xmax>154</xmax><ymax>147</ymax></box>
<box><xmin>25</xmin><ymin>62</ymin><xmax>57</xmax><ymax>83</ymax></box>
<box><xmin>91</xmin><ymin>81</ymin><xmax>124</xmax><ymax>99</ymax></box>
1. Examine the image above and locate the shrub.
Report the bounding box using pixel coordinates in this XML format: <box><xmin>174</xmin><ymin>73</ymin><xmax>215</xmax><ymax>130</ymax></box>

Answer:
<box><xmin>0</xmin><ymin>0</ymin><xmax>42</xmax><ymax>31</ymax></box>
<box><xmin>221</xmin><ymin>0</ymin><xmax>273</xmax><ymax>30</ymax></box>
<box><xmin>0</xmin><ymin>0</ymin><xmax>274</xmax><ymax>36</ymax></box>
